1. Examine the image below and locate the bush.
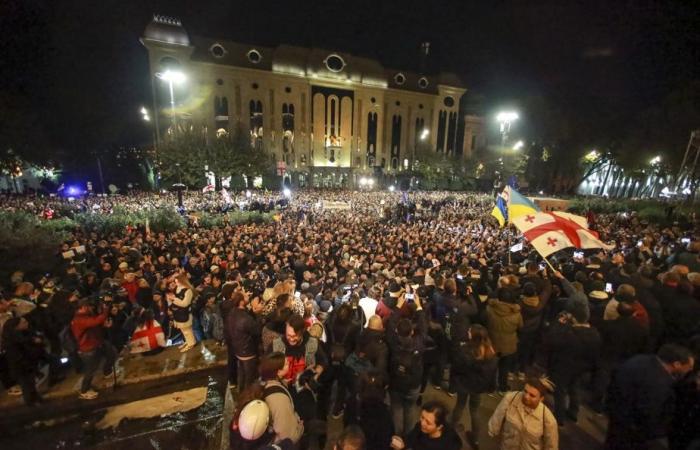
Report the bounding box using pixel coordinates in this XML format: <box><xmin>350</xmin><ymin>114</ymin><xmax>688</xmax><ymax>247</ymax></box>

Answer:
<box><xmin>141</xmin><ymin>207</ymin><xmax>186</xmax><ymax>233</ymax></box>
<box><xmin>0</xmin><ymin>212</ymin><xmax>67</xmax><ymax>280</ymax></box>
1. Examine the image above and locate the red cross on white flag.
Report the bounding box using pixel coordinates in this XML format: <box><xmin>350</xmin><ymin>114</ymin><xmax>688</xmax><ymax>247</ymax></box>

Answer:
<box><xmin>511</xmin><ymin>211</ymin><xmax>615</xmax><ymax>258</ymax></box>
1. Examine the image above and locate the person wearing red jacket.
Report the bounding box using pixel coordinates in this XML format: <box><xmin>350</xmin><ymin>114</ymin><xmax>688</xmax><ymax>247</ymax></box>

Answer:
<box><xmin>71</xmin><ymin>299</ymin><xmax>116</xmax><ymax>400</ymax></box>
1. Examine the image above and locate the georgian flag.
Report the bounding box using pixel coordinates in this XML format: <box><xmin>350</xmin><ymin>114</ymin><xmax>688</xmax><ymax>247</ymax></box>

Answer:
<box><xmin>511</xmin><ymin>211</ymin><xmax>615</xmax><ymax>258</ymax></box>
<box><xmin>202</xmin><ymin>184</ymin><xmax>215</xmax><ymax>193</ymax></box>
<box><xmin>221</xmin><ymin>188</ymin><xmax>232</xmax><ymax>204</ymax></box>
<box><xmin>130</xmin><ymin>322</ymin><xmax>166</xmax><ymax>354</ymax></box>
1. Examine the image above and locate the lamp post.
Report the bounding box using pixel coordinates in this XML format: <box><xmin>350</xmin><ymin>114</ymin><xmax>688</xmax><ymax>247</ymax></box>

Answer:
<box><xmin>155</xmin><ymin>69</ymin><xmax>186</xmax><ymax>131</ymax></box>
<box><xmin>496</xmin><ymin>111</ymin><xmax>519</xmax><ymax>146</ymax></box>
<box><xmin>496</xmin><ymin>111</ymin><xmax>519</xmax><ymax>180</ymax></box>
<box><xmin>140</xmin><ymin>106</ymin><xmax>159</xmax><ymax>189</ymax></box>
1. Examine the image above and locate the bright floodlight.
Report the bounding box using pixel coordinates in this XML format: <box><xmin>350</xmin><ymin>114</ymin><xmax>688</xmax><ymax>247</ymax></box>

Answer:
<box><xmin>283</xmin><ymin>188</ymin><xmax>291</xmax><ymax>198</ymax></box>
<box><xmin>140</xmin><ymin>107</ymin><xmax>148</xmax><ymax>115</ymax></box>
<box><xmin>649</xmin><ymin>155</ymin><xmax>661</xmax><ymax>165</ymax></box>
<box><xmin>496</xmin><ymin>111</ymin><xmax>519</xmax><ymax>123</ymax></box>
<box><xmin>420</xmin><ymin>129</ymin><xmax>429</xmax><ymax>140</ymax></box>
<box><xmin>359</xmin><ymin>177</ymin><xmax>367</xmax><ymax>186</ymax></box>
<box><xmin>157</xmin><ymin>69</ymin><xmax>186</xmax><ymax>84</ymax></box>
<box><xmin>367</xmin><ymin>178</ymin><xmax>375</xmax><ymax>186</ymax></box>
<box><xmin>389</xmin><ymin>185</ymin><xmax>396</xmax><ymax>192</ymax></box>
<box><xmin>143</xmin><ymin>115</ymin><xmax>150</xmax><ymax>122</ymax></box>
<box><xmin>513</xmin><ymin>140</ymin><xmax>524</xmax><ymax>150</ymax></box>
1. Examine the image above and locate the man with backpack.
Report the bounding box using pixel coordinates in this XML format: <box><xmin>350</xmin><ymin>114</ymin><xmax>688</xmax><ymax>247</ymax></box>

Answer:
<box><xmin>386</xmin><ymin>287</ymin><xmax>428</xmax><ymax>436</ymax></box>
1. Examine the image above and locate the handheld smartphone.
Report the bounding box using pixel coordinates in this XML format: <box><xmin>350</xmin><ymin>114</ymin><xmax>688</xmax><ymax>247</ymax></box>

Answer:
<box><xmin>456</xmin><ymin>274</ymin><xmax>464</xmax><ymax>280</ymax></box>
<box><xmin>294</xmin><ymin>291</ymin><xmax>301</xmax><ymax>299</ymax></box>
<box><xmin>539</xmin><ymin>262</ymin><xmax>546</xmax><ymax>271</ymax></box>
<box><xmin>681</xmin><ymin>238</ymin><xmax>691</xmax><ymax>244</ymax></box>
<box><xmin>405</xmin><ymin>293</ymin><xmax>414</xmax><ymax>301</ymax></box>
<box><xmin>605</xmin><ymin>283</ymin><xmax>613</xmax><ymax>293</ymax></box>
<box><xmin>574</xmin><ymin>251</ymin><xmax>584</xmax><ymax>259</ymax></box>
<box><xmin>637</xmin><ymin>240</ymin><xmax>643</xmax><ymax>247</ymax></box>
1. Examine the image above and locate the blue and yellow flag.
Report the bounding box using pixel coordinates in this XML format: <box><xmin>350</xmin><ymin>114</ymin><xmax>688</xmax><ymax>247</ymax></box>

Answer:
<box><xmin>491</xmin><ymin>186</ymin><xmax>540</xmax><ymax>227</ymax></box>
<box><xmin>491</xmin><ymin>193</ymin><xmax>508</xmax><ymax>227</ymax></box>
<box><xmin>507</xmin><ymin>186</ymin><xmax>540</xmax><ymax>220</ymax></box>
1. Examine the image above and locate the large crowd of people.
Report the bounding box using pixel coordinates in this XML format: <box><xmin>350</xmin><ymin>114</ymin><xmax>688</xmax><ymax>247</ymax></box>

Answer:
<box><xmin>0</xmin><ymin>189</ymin><xmax>698</xmax><ymax>450</ymax></box>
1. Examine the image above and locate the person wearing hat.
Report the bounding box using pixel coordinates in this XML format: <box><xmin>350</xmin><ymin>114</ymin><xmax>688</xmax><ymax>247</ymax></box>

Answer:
<box><xmin>487</xmin><ymin>375</ymin><xmax>559</xmax><ymax>450</ymax></box>
<box><xmin>539</xmin><ymin>301</ymin><xmax>601</xmax><ymax>426</ymax></box>
<box><xmin>587</xmin><ymin>281</ymin><xmax>610</xmax><ymax>332</ymax></box>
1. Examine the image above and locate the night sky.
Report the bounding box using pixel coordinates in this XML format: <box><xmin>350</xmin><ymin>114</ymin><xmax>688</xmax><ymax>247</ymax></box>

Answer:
<box><xmin>2</xmin><ymin>0</ymin><xmax>699</xmax><ymax>160</ymax></box>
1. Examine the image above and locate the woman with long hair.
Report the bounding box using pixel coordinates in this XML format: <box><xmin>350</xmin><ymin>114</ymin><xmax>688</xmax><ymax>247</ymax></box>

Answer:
<box><xmin>168</xmin><ymin>273</ymin><xmax>196</xmax><ymax>352</ymax></box>
<box><xmin>450</xmin><ymin>324</ymin><xmax>498</xmax><ymax>450</ymax></box>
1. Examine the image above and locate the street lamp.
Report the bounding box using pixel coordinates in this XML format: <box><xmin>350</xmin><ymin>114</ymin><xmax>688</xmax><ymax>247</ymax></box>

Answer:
<box><xmin>496</xmin><ymin>111</ymin><xmax>519</xmax><ymax>145</ymax></box>
<box><xmin>649</xmin><ymin>155</ymin><xmax>661</xmax><ymax>165</ymax></box>
<box><xmin>155</xmin><ymin>69</ymin><xmax>186</xmax><ymax>128</ymax></box>
<box><xmin>420</xmin><ymin>129</ymin><xmax>429</xmax><ymax>140</ymax></box>
<box><xmin>513</xmin><ymin>140</ymin><xmax>524</xmax><ymax>151</ymax></box>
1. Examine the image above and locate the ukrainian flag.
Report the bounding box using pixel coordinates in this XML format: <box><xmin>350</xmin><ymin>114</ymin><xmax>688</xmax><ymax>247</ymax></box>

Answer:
<box><xmin>507</xmin><ymin>186</ymin><xmax>540</xmax><ymax>220</ymax></box>
<box><xmin>491</xmin><ymin>193</ymin><xmax>508</xmax><ymax>227</ymax></box>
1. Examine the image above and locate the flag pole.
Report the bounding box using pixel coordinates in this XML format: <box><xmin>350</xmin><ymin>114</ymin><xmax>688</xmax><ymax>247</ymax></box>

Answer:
<box><xmin>542</xmin><ymin>256</ymin><xmax>558</xmax><ymax>273</ymax></box>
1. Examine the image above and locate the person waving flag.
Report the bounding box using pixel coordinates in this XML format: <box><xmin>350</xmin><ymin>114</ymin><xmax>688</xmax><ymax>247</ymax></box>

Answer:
<box><xmin>491</xmin><ymin>186</ymin><xmax>540</xmax><ymax>227</ymax></box>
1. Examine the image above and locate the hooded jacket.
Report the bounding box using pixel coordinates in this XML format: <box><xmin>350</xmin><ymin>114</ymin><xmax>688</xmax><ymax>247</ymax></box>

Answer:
<box><xmin>486</xmin><ymin>299</ymin><xmax>523</xmax><ymax>356</ymax></box>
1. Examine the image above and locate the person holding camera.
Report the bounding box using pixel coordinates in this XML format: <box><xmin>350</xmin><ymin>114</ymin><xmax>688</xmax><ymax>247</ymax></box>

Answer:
<box><xmin>386</xmin><ymin>286</ymin><xmax>428</xmax><ymax>436</ymax></box>
<box><xmin>71</xmin><ymin>298</ymin><xmax>116</xmax><ymax>400</ymax></box>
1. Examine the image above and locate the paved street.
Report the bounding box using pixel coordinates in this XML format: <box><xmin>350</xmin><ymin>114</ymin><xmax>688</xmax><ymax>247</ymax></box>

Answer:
<box><xmin>0</xmin><ymin>342</ymin><xmax>609</xmax><ymax>450</ymax></box>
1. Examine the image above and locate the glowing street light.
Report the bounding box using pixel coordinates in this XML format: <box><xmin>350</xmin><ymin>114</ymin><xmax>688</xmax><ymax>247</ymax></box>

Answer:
<box><xmin>585</xmin><ymin>150</ymin><xmax>600</xmax><ymax>162</ymax></box>
<box><xmin>155</xmin><ymin>70</ymin><xmax>187</xmax><ymax>126</ymax></box>
<box><xmin>420</xmin><ymin>129</ymin><xmax>429</xmax><ymax>140</ymax></box>
<box><xmin>496</xmin><ymin>111</ymin><xmax>519</xmax><ymax>145</ymax></box>
<box><xmin>282</xmin><ymin>187</ymin><xmax>291</xmax><ymax>198</ymax></box>
<box><xmin>513</xmin><ymin>140</ymin><xmax>524</xmax><ymax>151</ymax></box>
<box><xmin>388</xmin><ymin>185</ymin><xmax>396</xmax><ymax>192</ymax></box>
<box><xmin>649</xmin><ymin>155</ymin><xmax>661</xmax><ymax>165</ymax></box>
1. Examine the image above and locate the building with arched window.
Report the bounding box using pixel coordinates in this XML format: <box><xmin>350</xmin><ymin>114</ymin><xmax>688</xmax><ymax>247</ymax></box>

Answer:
<box><xmin>141</xmin><ymin>15</ymin><xmax>484</xmax><ymax>188</ymax></box>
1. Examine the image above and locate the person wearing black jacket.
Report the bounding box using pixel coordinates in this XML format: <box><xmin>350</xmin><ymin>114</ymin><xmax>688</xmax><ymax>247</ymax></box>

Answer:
<box><xmin>386</xmin><ymin>289</ymin><xmax>428</xmax><ymax>436</ymax></box>
<box><xmin>450</xmin><ymin>324</ymin><xmax>498</xmax><ymax>450</ymax></box>
<box><xmin>344</xmin><ymin>370</ymin><xmax>394</xmax><ymax>450</ymax></box>
<box><xmin>591</xmin><ymin>302</ymin><xmax>650</xmax><ymax>412</ymax></box>
<box><xmin>396</xmin><ymin>401</ymin><xmax>462</xmax><ymax>450</ymax></box>
<box><xmin>225</xmin><ymin>290</ymin><xmax>261</xmax><ymax>390</ymax></box>
<box><xmin>605</xmin><ymin>344</ymin><xmax>695</xmax><ymax>450</ymax></box>
<box><xmin>322</xmin><ymin>302</ymin><xmax>362</xmax><ymax>418</ymax></box>
<box><xmin>539</xmin><ymin>301</ymin><xmax>601</xmax><ymax>425</ymax></box>
<box><xmin>2</xmin><ymin>317</ymin><xmax>44</xmax><ymax>406</ymax></box>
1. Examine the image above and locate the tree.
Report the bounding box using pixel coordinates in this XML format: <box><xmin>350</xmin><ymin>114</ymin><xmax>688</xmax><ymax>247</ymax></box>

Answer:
<box><xmin>157</xmin><ymin>125</ymin><xmax>207</xmax><ymax>187</ymax></box>
<box><xmin>227</xmin><ymin>122</ymin><xmax>274</xmax><ymax>186</ymax></box>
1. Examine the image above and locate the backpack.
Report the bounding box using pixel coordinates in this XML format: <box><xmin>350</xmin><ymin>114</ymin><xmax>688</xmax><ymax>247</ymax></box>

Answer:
<box><xmin>330</xmin><ymin>323</ymin><xmax>353</xmax><ymax>366</ymax></box>
<box><xmin>229</xmin><ymin>384</ymin><xmax>288</xmax><ymax>450</ymax></box>
<box><xmin>390</xmin><ymin>344</ymin><xmax>422</xmax><ymax>393</ymax></box>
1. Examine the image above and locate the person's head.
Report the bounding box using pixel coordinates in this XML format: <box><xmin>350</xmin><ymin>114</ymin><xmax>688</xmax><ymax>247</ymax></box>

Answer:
<box><xmin>285</xmin><ymin>314</ymin><xmax>306</xmax><ymax>346</ymax></box>
<box><xmin>662</xmin><ymin>271</ymin><xmax>681</xmax><ymax>286</ymax></box>
<box><xmin>497</xmin><ymin>287</ymin><xmax>515</xmax><ymax>304</ymax></box>
<box><xmin>175</xmin><ymin>273</ymin><xmax>193</xmax><ymax>290</ymax></box>
<box><xmin>615</xmin><ymin>284</ymin><xmax>636</xmax><ymax>303</ymax></box>
<box><xmin>232</xmin><ymin>291</ymin><xmax>246</xmax><ymax>309</ymax></box>
<box><xmin>419</xmin><ymin>401</ymin><xmax>448</xmax><ymax>438</ymax></box>
<box><xmin>522</xmin><ymin>282</ymin><xmax>537</xmax><ymax>297</ymax></box>
<box><xmin>259</xmin><ymin>352</ymin><xmax>288</xmax><ymax>381</ymax></box>
<box><xmin>396</xmin><ymin>318</ymin><xmax>413</xmax><ymax>338</ymax></box>
<box><xmin>367</xmin><ymin>315</ymin><xmax>384</xmax><ymax>331</ymax></box>
<box><xmin>521</xmin><ymin>376</ymin><xmax>554</xmax><ymax>409</ymax></box>
<box><xmin>657</xmin><ymin>344</ymin><xmax>695</xmax><ymax>379</ymax></box>
<box><xmin>444</xmin><ymin>278</ymin><xmax>456</xmax><ymax>295</ymax></box>
<box><xmin>334</xmin><ymin>425</ymin><xmax>365</xmax><ymax>450</ymax></box>
<box><xmin>467</xmin><ymin>324</ymin><xmax>496</xmax><ymax>359</ymax></box>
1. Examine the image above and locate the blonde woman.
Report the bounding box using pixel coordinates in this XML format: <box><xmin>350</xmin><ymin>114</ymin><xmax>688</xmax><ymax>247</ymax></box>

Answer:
<box><xmin>169</xmin><ymin>273</ymin><xmax>196</xmax><ymax>352</ymax></box>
